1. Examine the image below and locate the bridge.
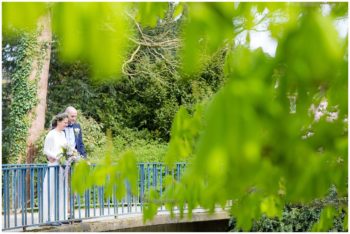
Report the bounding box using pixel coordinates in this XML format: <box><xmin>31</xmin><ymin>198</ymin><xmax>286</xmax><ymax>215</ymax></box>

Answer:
<box><xmin>2</xmin><ymin>163</ymin><xmax>231</xmax><ymax>232</ymax></box>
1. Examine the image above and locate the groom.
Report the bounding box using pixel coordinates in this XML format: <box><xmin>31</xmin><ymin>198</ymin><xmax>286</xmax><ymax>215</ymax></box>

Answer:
<box><xmin>64</xmin><ymin>106</ymin><xmax>86</xmax><ymax>223</ymax></box>
<box><xmin>64</xmin><ymin>106</ymin><xmax>87</xmax><ymax>158</ymax></box>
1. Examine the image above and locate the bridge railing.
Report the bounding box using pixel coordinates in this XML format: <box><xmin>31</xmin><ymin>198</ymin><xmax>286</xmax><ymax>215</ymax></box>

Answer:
<box><xmin>2</xmin><ymin>162</ymin><xmax>187</xmax><ymax>231</ymax></box>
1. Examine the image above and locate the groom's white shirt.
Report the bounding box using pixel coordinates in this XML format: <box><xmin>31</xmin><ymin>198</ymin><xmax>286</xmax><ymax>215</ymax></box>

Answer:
<box><xmin>65</xmin><ymin>126</ymin><xmax>76</xmax><ymax>149</ymax></box>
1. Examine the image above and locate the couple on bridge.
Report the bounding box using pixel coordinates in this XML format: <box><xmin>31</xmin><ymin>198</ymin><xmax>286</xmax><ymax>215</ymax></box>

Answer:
<box><xmin>42</xmin><ymin>106</ymin><xmax>86</xmax><ymax>226</ymax></box>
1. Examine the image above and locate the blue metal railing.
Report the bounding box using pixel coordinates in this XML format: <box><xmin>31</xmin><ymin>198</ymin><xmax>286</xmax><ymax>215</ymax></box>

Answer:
<box><xmin>2</xmin><ymin>163</ymin><xmax>187</xmax><ymax>231</ymax></box>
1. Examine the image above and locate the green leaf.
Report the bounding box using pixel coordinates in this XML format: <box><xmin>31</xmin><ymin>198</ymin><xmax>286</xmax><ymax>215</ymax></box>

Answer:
<box><xmin>3</xmin><ymin>2</ymin><xmax>48</xmax><ymax>34</ymax></box>
<box><xmin>52</xmin><ymin>2</ymin><xmax>135</xmax><ymax>81</ymax></box>
<box><xmin>143</xmin><ymin>188</ymin><xmax>160</xmax><ymax>222</ymax></box>
<box><xmin>173</xmin><ymin>3</ymin><xmax>184</xmax><ymax>19</ymax></box>
<box><xmin>260</xmin><ymin>196</ymin><xmax>282</xmax><ymax>218</ymax></box>
<box><xmin>135</xmin><ymin>2</ymin><xmax>168</xmax><ymax>27</ymax></box>
<box><xmin>180</xmin><ymin>2</ymin><xmax>234</xmax><ymax>75</ymax></box>
<box><xmin>311</xmin><ymin>206</ymin><xmax>336</xmax><ymax>231</ymax></box>
<box><xmin>344</xmin><ymin>209</ymin><xmax>348</xmax><ymax>231</ymax></box>
<box><xmin>71</xmin><ymin>160</ymin><xmax>91</xmax><ymax>195</ymax></box>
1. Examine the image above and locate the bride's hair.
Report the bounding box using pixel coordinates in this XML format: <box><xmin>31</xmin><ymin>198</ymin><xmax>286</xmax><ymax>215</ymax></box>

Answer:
<box><xmin>51</xmin><ymin>113</ymin><xmax>68</xmax><ymax>129</ymax></box>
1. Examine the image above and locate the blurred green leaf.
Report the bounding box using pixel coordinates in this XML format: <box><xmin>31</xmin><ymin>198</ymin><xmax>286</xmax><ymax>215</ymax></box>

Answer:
<box><xmin>3</xmin><ymin>2</ymin><xmax>48</xmax><ymax>34</ymax></box>
<box><xmin>344</xmin><ymin>209</ymin><xmax>348</xmax><ymax>231</ymax></box>
<box><xmin>173</xmin><ymin>3</ymin><xmax>184</xmax><ymax>19</ymax></box>
<box><xmin>311</xmin><ymin>206</ymin><xmax>336</xmax><ymax>231</ymax></box>
<box><xmin>260</xmin><ymin>196</ymin><xmax>282</xmax><ymax>218</ymax></box>
<box><xmin>72</xmin><ymin>160</ymin><xmax>91</xmax><ymax>195</ymax></box>
<box><xmin>135</xmin><ymin>2</ymin><xmax>168</xmax><ymax>27</ymax></box>
<box><xmin>180</xmin><ymin>2</ymin><xmax>234</xmax><ymax>75</ymax></box>
<box><xmin>143</xmin><ymin>188</ymin><xmax>160</xmax><ymax>222</ymax></box>
<box><xmin>52</xmin><ymin>2</ymin><xmax>135</xmax><ymax>81</ymax></box>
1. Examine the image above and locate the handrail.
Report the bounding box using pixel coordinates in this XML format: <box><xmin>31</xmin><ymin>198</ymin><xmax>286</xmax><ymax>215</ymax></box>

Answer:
<box><xmin>1</xmin><ymin>162</ymin><xmax>187</xmax><ymax>231</ymax></box>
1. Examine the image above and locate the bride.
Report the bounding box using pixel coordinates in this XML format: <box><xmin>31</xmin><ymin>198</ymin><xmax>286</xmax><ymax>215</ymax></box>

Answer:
<box><xmin>42</xmin><ymin>113</ymin><xmax>69</xmax><ymax>225</ymax></box>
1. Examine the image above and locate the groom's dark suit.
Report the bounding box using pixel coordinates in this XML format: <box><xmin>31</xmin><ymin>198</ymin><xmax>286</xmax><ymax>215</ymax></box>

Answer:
<box><xmin>64</xmin><ymin>123</ymin><xmax>87</xmax><ymax>158</ymax></box>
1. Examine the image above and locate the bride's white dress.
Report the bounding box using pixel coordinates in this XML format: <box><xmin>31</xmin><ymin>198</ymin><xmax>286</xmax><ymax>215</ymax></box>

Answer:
<box><xmin>42</xmin><ymin>129</ymin><xmax>68</xmax><ymax>222</ymax></box>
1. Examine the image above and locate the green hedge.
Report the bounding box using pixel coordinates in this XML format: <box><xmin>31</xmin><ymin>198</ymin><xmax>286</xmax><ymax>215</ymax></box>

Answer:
<box><xmin>228</xmin><ymin>188</ymin><xmax>347</xmax><ymax>232</ymax></box>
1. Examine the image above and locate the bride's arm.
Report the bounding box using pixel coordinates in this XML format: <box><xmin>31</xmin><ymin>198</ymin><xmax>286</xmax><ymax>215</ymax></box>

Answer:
<box><xmin>43</xmin><ymin>133</ymin><xmax>58</xmax><ymax>162</ymax></box>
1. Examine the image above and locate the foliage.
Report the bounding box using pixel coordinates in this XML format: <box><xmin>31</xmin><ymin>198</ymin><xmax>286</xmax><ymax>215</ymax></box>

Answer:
<box><xmin>85</xmin><ymin>126</ymin><xmax>169</xmax><ymax>164</ymax></box>
<box><xmin>45</xmin><ymin>19</ymin><xmax>225</xmax><ymax>142</ymax></box>
<box><xmin>2</xmin><ymin>32</ymin><xmax>47</xmax><ymax>164</ymax></box>
<box><xmin>76</xmin><ymin>113</ymin><xmax>106</xmax><ymax>159</ymax></box>
<box><xmin>138</xmin><ymin>3</ymin><xmax>348</xmax><ymax>231</ymax></box>
<box><xmin>180</xmin><ymin>3</ymin><xmax>234</xmax><ymax>75</ymax></box>
<box><xmin>112</xmin><ymin>133</ymin><xmax>168</xmax><ymax>163</ymax></box>
<box><xmin>4</xmin><ymin>3</ymin><xmax>226</xmax><ymax>143</ymax></box>
<box><xmin>4</xmin><ymin>2</ymin><xmax>136</xmax><ymax>81</ymax></box>
<box><xmin>72</xmin><ymin>133</ymin><xmax>138</xmax><ymax>200</ymax></box>
<box><xmin>164</xmin><ymin>104</ymin><xmax>205</xmax><ymax>168</ymax></box>
<box><xmin>229</xmin><ymin>187</ymin><xmax>348</xmax><ymax>232</ymax></box>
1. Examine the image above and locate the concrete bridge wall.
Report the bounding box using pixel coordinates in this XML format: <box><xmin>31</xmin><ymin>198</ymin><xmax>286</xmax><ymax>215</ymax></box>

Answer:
<box><xmin>27</xmin><ymin>211</ymin><xmax>230</xmax><ymax>232</ymax></box>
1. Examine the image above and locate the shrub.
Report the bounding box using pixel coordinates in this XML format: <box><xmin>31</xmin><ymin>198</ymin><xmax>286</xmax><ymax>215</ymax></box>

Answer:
<box><xmin>110</xmin><ymin>127</ymin><xmax>168</xmax><ymax>163</ymax></box>
<box><xmin>76</xmin><ymin>113</ymin><xmax>106</xmax><ymax>160</ymax></box>
<box><xmin>228</xmin><ymin>187</ymin><xmax>348</xmax><ymax>232</ymax></box>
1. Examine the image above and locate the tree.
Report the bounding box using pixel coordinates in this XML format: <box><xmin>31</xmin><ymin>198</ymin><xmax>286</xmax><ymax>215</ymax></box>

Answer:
<box><xmin>26</xmin><ymin>13</ymin><xmax>52</xmax><ymax>163</ymax></box>
<box><xmin>2</xmin><ymin>12</ymin><xmax>52</xmax><ymax>164</ymax></box>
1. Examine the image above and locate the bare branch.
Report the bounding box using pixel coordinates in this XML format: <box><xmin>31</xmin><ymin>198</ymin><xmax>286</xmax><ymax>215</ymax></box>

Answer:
<box><xmin>122</xmin><ymin>45</ymin><xmax>141</xmax><ymax>76</ymax></box>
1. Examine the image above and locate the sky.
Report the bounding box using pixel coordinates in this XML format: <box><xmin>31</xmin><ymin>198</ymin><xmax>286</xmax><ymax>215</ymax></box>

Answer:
<box><xmin>236</xmin><ymin>6</ymin><xmax>348</xmax><ymax>57</ymax></box>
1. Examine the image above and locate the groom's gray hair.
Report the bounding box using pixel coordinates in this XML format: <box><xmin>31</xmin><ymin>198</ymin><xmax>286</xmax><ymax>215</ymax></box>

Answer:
<box><xmin>65</xmin><ymin>106</ymin><xmax>77</xmax><ymax>114</ymax></box>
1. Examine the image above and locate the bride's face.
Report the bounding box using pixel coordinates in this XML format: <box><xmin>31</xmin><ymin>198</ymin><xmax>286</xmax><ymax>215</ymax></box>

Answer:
<box><xmin>57</xmin><ymin>117</ymin><xmax>69</xmax><ymax>131</ymax></box>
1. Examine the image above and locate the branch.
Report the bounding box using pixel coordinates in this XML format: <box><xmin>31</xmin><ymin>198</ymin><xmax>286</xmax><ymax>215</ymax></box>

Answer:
<box><xmin>122</xmin><ymin>45</ymin><xmax>141</xmax><ymax>76</ymax></box>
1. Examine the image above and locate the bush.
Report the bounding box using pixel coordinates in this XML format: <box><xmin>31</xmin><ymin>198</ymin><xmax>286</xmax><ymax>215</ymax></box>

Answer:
<box><xmin>108</xmin><ymin>126</ymin><xmax>168</xmax><ymax>163</ymax></box>
<box><xmin>90</xmin><ymin>122</ymin><xmax>168</xmax><ymax>163</ymax></box>
<box><xmin>46</xmin><ymin>37</ymin><xmax>226</xmax><ymax>142</ymax></box>
<box><xmin>228</xmin><ymin>187</ymin><xmax>348</xmax><ymax>232</ymax></box>
<box><xmin>113</xmin><ymin>136</ymin><xmax>168</xmax><ymax>163</ymax></box>
<box><xmin>76</xmin><ymin>113</ymin><xmax>106</xmax><ymax>161</ymax></box>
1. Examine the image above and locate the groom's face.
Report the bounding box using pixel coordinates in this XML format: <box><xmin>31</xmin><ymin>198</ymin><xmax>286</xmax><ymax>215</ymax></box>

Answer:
<box><xmin>68</xmin><ymin>110</ymin><xmax>78</xmax><ymax>124</ymax></box>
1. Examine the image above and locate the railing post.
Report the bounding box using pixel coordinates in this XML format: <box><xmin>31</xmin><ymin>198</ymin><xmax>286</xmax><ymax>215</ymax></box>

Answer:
<box><xmin>54</xmin><ymin>166</ymin><xmax>58</xmax><ymax>221</ymax></box>
<box><xmin>113</xmin><ymin>185</ymin><xmax>118</xmax><ymax>218</ymax></box>
<box><xmin>30</xmin><ymin>167</ymin><xmax>34</xmax><ymax>225</ymax></box>
<box><xmin>153</xmin><ymin>164</ymin><xmax>157</xmax><ymax>188</ymax></box>
<box><xmin>37</xmin><ymin>167</ymin><xmax>41</xmax><ymax>224</ymax></box>
<box><xmin>23</xmin><ymin>168</ymin><xmax>27</xmax><ymax>226</ymax></box>
<box><xmin>159</xmin><ymin>164</ymin><xmax>163</xmax><ymax>210</ymax></box>
<box><xmin>63</xmin><ymin>165</ymin><xmax>66</xmax><ymax>221</ymax></box>
<box><xmin>3</xmin><ymin>169</ymin><xmax>8</xmax><ymax>229</ymax></box>
<box><xmin>85</xmin><ymin>189</ymin><xmax>90</xmax><ymax>218</ymax></box>
<box><xmin>13</xmin><ymin>169</ymin><xmax>17</xmax><ymax>227</ymax></box>
<box><xmin>69</xmin><ymin>166</ymin><xmax>74</xmax><ymax>221</ymax></box>
<box><xmin>48</xmin><ymin>166</ymin><xmax>51</xmax><ymax>222</ymax></box>
<box><xmin>147</xmin><ymin>164</ymin><xmax>151</xmax><ymax>192</ymax></box>
<box><xmin>126</xmin><ymin>181</ymin><xmax>131</xmax><ymax>213</ymax></box>
<box><xmin>39</xmin><ymin>167</ymin><xmax>44</xmax><ymax>223</ymax></box>
<box><xmin>139</xmin><ymin>164</ymin><xmax>145</xmax><ymax>210</ymax></box>
<box><xmin>93</xmin><ymin>185</ymin><xmax>96</xmax><ymax>217</ymax></box>
<box><xmin>78</xmin><ymin>193</ymin><xmax>82</xmax><ymax>219</ymax></box>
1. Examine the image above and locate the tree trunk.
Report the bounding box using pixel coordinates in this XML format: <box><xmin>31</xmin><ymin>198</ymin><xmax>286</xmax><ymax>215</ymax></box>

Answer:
<box><xmin>24</xmin><ymin>12</ymin><xmax>52</xmax><ymax>164</ymax></box>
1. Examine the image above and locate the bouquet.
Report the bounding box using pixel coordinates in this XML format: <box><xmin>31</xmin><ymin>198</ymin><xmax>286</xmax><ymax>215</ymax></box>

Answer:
<box><xmin>58</xmin><ymin>144</ymin><xmax>82</xmax><ymax>166</ymax></box>
<box><xmin>59</xmin><ymin>144</ymin><xmax>84</xmax><ymax>179</ymax></box>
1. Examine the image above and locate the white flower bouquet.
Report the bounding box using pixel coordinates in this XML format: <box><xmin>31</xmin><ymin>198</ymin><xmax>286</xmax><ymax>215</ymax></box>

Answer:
<box><xmin>59</xmin><ymin>143</ymin><xmax>84</xmax><ymax>179</ymax></box>
<box><xmin>58</xmin><ymin>143</ymin><xmax>82</xmax><ymax>166</ymax></box>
